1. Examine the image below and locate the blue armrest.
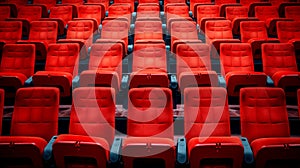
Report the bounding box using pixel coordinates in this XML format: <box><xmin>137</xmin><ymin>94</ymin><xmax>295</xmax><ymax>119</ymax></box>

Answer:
<box><xmin>189</xmin><ymin>11</ymin><xmax>193</xmax><ymax>18</ymax></box>
<box><xmin>128</xmin><ymin>44</ymin><xmax>133</xmax><ymax>53</ymax></box>
<box><xmin>105</xmin><ymin>11</ymin><xmax>109</xmax><ymax>17</ymax></box>
<box><xmin>121</xmin><ymin>75</ymin><xmax>129</xmax><ymax>90</ymax></box>
<box><xmin>72</xmin><ymin>75</ymin><xmax>80</xmax><ymax>88</ymax></box>
<box><xmin>43</xmin><ymin>136</ymin><xmax>57</xmax><ymax>161</ymax></box>
<box><xmin>170</xmin><ymin>74</ymin><xmax>178</xmax><ymax>89</ymax></box>
<box><xmin>24</xmin><ymin>76</ymin><xmax>33</xmax><ymax>87</ymax></box>
<box><xmin>266</xmin><ymin>76</ymin><xmax>274</xmax><ymax>87</ymax></box>
<box><xmin>240</xmin><ymin>137</ymin><xmax>254</xmax><ymax>165</ymax></box>
<box><xmin>218</xmin><ymin>75</ymin><xmax>226</xmax><ymax>88</ymax></box>
<box><xmin>176</xmin><ymin>137</ymin><xmax>188</xmax><ymax>165</ymax></box>
<box><xmin>110</xmin><ymin>137</ymin><xmax>122</xmax><ymax>163</ymax></box>
<box><xmin>132</xmin><ymin>12</ymin><xmax>136</xmax><ymax>23</ymax></box>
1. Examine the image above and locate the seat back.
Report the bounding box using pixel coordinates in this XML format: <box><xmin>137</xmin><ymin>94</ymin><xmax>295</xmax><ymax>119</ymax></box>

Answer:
<box><xmin>0</xmin><ymin>21</ymin><xmax>22</xmax><ymax>44</ymax></box>
<box><xmin>164</xmin><ymin>0</ymin><xmax>185</xmax><ymax>6</ymax></box>
<box><xmin>108</xmin><ymin>4</ymin><xmax>131</xmax><ymax>22</ymax></box>
<box><xmin>33</xmin><ymin>0</ymin><xmax>57</xmax><ymax>10</ymax></box>
<box><xmin>114</xmin><ymin>0</ymin><xmax>134</xmax><ymax>12</ymax></box>
<box><xmin>137</xmin><ymin>4</ymin><xmax>160</xmax><ymax>18</ymax></box>
<box><xmin>205</xmin><ymin>20</ymin><xmax>233</xmax><ymax>42</ymax></box>
<box><xmin>240</xmin><ymin>87</ymin><xmax>290</xmax><ymax>143</ymax></box>
<box><xmin>285</xmin><ymin>6</ymin><xmax>300</xmax><ymax>20</ymax></box>
<box><xmin>240</xmin><ymin>0</ymin><xmax>261</xmax><ymax>7</ymax></box>
<box><xmin>262</xmin><ymin>43</ymin><xmax>297</xmax><ymax>78</ymax></box>
<box><xmin>0</xmin><ymin>6</ymin><xmax>10</xmax><ymax>20</ymax></box>
<box><xmin>214</xmin><ymin>0</ymin><xmax>236</xmax><ymax>5</ymax></box>
<box><xmin>49</xmin><ymin>6</ymin><xmax>73</xmax><ymax>26</ymax></box>
<box><xmin>220</xmin><ymin>43</ymin><xmax>254</xmax><ymax>75</ymax></box>
<box><xmin>255</xmin><ymin>6</ymin><xmax>278</xmax><ymax>22</ymax></box>
<box><xmin>17</xmin><ymin>6</ymin><xmax>42</xmax><ymax>22</ymax></box>
<box><xmin>61</xmin><ymin>0</ymin><xmax>83</xmax><ymax>5</ymax></box>
<box><xmin>29</xmin><ymin>21</ymin><xmax>58</xmax><ymax>44</ymax></box>
<box><xmin>277</xmin><ymin>21</ymin><xmax>300</xmax><ymax>43</ymax></box>
<box><xmin>184</xmin><ymin>87</ymin><xmax>231</xmax><ymax>142</ymax></box>
<box><xmin>240</xmin><ymin>21</ymin><xmax>267</xmax><ymax>43</ymax></box>
<box><xmin>78</xmin><ymin>5</ymin><xmax>102</xmax><ymax>26</ymax></box>
<box><xmin>171</xmin><ymin>21</ymin><xmax>198</xmax><ymax>48</ymax></box>
<box><xmin>0</xmin><ymin>44</ymin><xmax>35</xmax><ymax>78</ymax></box>
<box><xmin>226</xmin><ymin>6</ymin><xmax>248</xmax><ymax>21</ymax></box>
<box><xmin>127</xmin><ymin>88</ymin><xmax>174</xmax><ymax>139</ymax></box>
<box><xmin>11</xmin><ymin>87</ymin><xmax>60</xmax><ymax>141</ymax></box>
<box><xmin>66</xmin><ymin>20</ymin><xmax>94</xmax><ymax>47</ymax></box>
<box><xmin>197</xmin><ymin>5</ymin><xmax>219</xmax><ymax>25</ymax></box>
<box><xmin>134</xmin><ymin>20</ymin><xmax>162</xmax><ymax>42</ymax></box>
<box><xmin>101</xmin><ymin>19</ymin><xmax>129</xmax><ymax>42</ymax></box>
<box><xmin>0</xmin><ymin>89</ymin><xmax>3</xmax><ymax>135</ymax></box>
<box><xmin>190</xmin><ymin>0</ymin><xmax>211</xmax><ymax>16</ymax></box>
<box><xmin>45</xmin><ymin>43</ymin><xmax>79</xmax><ymax>76</ymax></box>
<box><xmin>165</xmin><ymin>4</ymin><xmax>189</xmax><ymax>23</ymax></box>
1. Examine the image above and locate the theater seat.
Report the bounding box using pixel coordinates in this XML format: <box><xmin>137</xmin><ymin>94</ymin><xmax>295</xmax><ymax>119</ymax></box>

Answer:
<box><xmin>0</xmin><ymin>6</ymin><xmax>10</xmax><ymax>20</ymax></box>
<box><xmin>0</xmin><ymin>87</ymin><xmax>59</xmax><ymax>167</ymax></box>
<box><xmin>134</xmin><ymin>19</ymin><xmax>162</xmax><ymax>42</ymax></box>
<box><xmin>52</xmin><ymin>87</ymin><xmax>115</xmax><ymax>168</ymax></box>
<box><xmin>107</xmin><ymin>4</ymin><xmax>132</xmax><ymax>25</ymax></box>
<box><xmin>123</xmin><ymin>88</ymin><xmax>175</xmax><ymax>168</ymax></box>
<box><xmin>0</xmin><ymin>89</ymin><xmax>3</xmax><ymax>135</ymax></box>
<box><xmin>185</xmin><ymin>87</ymin><xmax>244</xmax><ymax>168</ymax></box>
<box><xmin>190</xmin><ymin>0</ymin><xmax>211</xmax><ymax>17</ymax></box>
<box><xmin>0</xmin><ymin>21</ymin><xmax>22</xmax><ymax>56</ymax></box>
<box><xmin>86</xmin><ymin>0</ymin><xmax>109</xmax><ymax>13</ymax></box>
<box><xmin>262</xmin><ymin>43</ymin><xmax>300</xmax><ymax>97</ymax></box>
<box><xmin>240</xmin><ymin>0</ymin><xmax>271</xmax><ymax>17</ymax></box>
<box><xmin>75</xmin><ymin>5</ymin><xmax>102</xmax><ymax>33</ymax></box>
<box><xmin>137</xmin><ymin>3</ymin><xmax>160</xmax><ymax>18</ymax></box>
<box><xmin>60</xmin><ymin>0</ymin><xmax>84</xmax><ymax>18</ymax></box>
<box><xmin>285</xmin><ymin>6</ymin><xmax>300</xmax><ymax>21</ymax></box>
<box><xmin>32</xmin><ymin>43</ymin><xmax>79</xmax><ymax>97</ymax></box>
<box><xmin>165</xmin><ymin>3</ymin><xmax>190</xmax><ymax>32</ymax></box>
<box><xmin>0</xmin><ymin>0</ymin><xmax>28</xmax><ymax>17</ymax></box>
<box><xmin>113</xmin><ymin>0</ymin><xmax>135</xmax><ymax>12</ymax></box>
<box><xmin>240</xmin><ymin>87</ymin><xmax>300</xmax><ymax>168</ymax></box>
<box><xmin>80</xmin><ymin>43</ymin><xmax>123</xmax><ymax>92</ymax></box>
<box><xmin>220</xmin><ymin>43</ymin><xmax>267</xmax><ymax>97</ymax></box>
<box><xmin>0</xmin><ymin>44</ymin><xmax>35</xmax><ymax>98</ymax></box>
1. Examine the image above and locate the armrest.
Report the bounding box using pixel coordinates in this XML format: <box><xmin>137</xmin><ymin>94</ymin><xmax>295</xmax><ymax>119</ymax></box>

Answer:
<box><xmin>72</xmin><ymin>75</ymin><xmax>80</xmax><ymax>88</ymax></box>
<box><xmin>176</xmin><ymin>137</ymin><xmax>187</xmax><ymax>165</ymax></box>
<box><xmin>105</xmin><ymin>11</ymin><xmax>109</xmax><ymax>17</ymax></box>
<box><xmin>43</xmin><ymin>136</ymin><xmax>58</xmax><ymax>162</ymax></box>
<box><xmin>128</xmin><ymin>44</ymin><xmax>133</xmax><ymax>53</ymax></box>
<box><xmin>189</xmin><ymin>11</ymin><xmax>193</xmax><ymax>18</ymax></box>
<box><xmin>240</xmin><ymin>137</ymin><xmax>254</xmax><ymax>165</ymax></box>
<box><xmin>110</xmin><ymin>137</ymin><xmax>123</xmax><ymax>163</ymax></box>
<box><xmin>218</xmin><ymin>75</ymin><xmax>226</xmax><ymax>88</ymax></box>
<box><xmin>132</xmin><ymin>12</ymin><xmax>136</xmax><ymax>23</ymax></box>
<box><xmin>121</xmin><ymin>74</ymin><xmax>129</xmax><ymax>90</ymax></box>
<box><xmin>24</xmin><ymin>76</ymin><xmax>33</xmax><ymax>87</ymax></box>
<box><xmin>170</xmin><ymin>74</ymin><xmax>178</xmax><ymax>89</ymax></box>
<box><xmin>266</xmin><ymin>75</ymin><xmax>274</xmax><ymax>87</ymax></box>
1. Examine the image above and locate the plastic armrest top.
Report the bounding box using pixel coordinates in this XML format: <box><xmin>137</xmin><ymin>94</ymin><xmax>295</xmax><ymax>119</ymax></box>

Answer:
<box><xmin>110</xmin><ymin>137</ymin><xmax>123</xmax><ymax>163</ymax></box>
<box><xmin>121</xmin><ymin>74</ymin><xmax>129</xmax><ymax>90</ymax></box>
<box><xmin>43</xmin><ymin>136</ymin><xmax>58</xmax><ymax>161</ymax></box>
<box><xmin>72</xmin><ymin>75</ymin><xmax>80</xmax><ymax>88</ymax></box>
<box><xmin>266</xmin><ymin>75</ymin><xmax>274</xmax><ymax>87</ymax></box>
<box><xmin>170</xmin><ymin>74</ymin><xmax>178</xmax><ymax>89</ymax></box>
<box><xmin>218</xmin><ymin>75</ymin><xmax>226</xmax><ymax>88</ymax></box>
<box><xmin>24</xmin><ymin>76</ymin><xmax>33</xmax><ymax>87</ymax></box>
<box><xmin>240</xmin><ymin>137</ymin><xmax>254</xmax><ymax>165</ymax></box>
<box><xmin>176</xmin><ymin>137</ymin><xmax>187</xmax><ymax>165</ymax></box>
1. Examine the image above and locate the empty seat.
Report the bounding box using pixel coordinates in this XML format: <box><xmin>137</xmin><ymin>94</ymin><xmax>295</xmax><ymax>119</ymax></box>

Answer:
<box><xmin>134</xmin><ymin>19</ymin><xmax>162</xmax><ymax>42</ymax></box>
<box><xmin>75</xmin><ymin>5</ymin><xmax>102</xmax><ymax>32</ymax></box>
<box><xmin>113</xmin><ymin>0</ymin><xmax>134</xmax><ymax>12</ymax></box>
<box><xmin>165</xmin><ymin>3</ymin><xmax>190</xmax><ymax>31</ymax></box>
<box><xmin>80</xmin><ymin>43</ymin><xmax>123</xmax><ymax>91</ymax></box>
<box><xmin>285</xmin><ymin>6</ymin><xmax>300</xmax><ymax>21</ymax></box>
<box><xmin>32</xmin><ymin>0</ymin><xmax>57</xmax><ymax>11</ymax></box>
<box><xmin>0</xmin><ymin>87</ymin><xmax>59</xmax><ymax>167</ymax></box>
<box><xmin>0</xmin><ymin>0</ymin><xmax>28</xmax><ymax>17</ymax></box>
<box><xmin>176</xmin><ymin>43</ymin><xmax>218</xmax><ymax>90</ymax></box>
<box><xmin>0</xmin><ymin>6</ymin><xmax>10</xmax><ymax>20</ymax></box>
<box><xmin>0</xmin><ymin>89</ymin><xmax>3</xmax><ymax>135</ymax></box>
<box><xmin>137</xmin><ymin>3</ymin><xmax>160</xmax><ymax>18</ymax></box>
<box><xmin>52</xmin><ymin>87</ymin><xmax>115</xmax><ymax>168</ymax></box>
<box><xmin>61</xmin><ymin>0</ymin><xmax>84</xmax><ymax>17</ymax></box>
<box><xmin>0</xmin><ymin>21</ymin><xmax>22</xmax><ymax>54</ymax></box>
<box><xmin>185</xmin><ymin>87</ymin><xmax>244</xmax><ymax>168</ymax></box>
<box><xmin>164</xmin><ymin>0</ymin><xmax>186</xmax><ymax>7</ymax></box>
<box><xmin>138</xmin><ymin>0</ymin><xmax>159</xmax><ymax>4</ymax></box>
<box><xmin>58</xmin><ymin>20</ymin><xmax>94</xmax><ymax>59</ymax></box>
<box><xmin>17</xmin><ymin>21</ymin><xmax>58</xmax><ymax>61</ymax></box>
<box><xmin>123</xmin><ymin>87</ymin><xmax>175</xmax><ymax>168</ymax></box>
<box><xmin>86</xmin><ymin>0</ymin><xmax>109</xmax><ymax>12</ymax></box>
<box><xmin>190</xmin><ymin>0</ymin><xmax>211</xmax><ymax>17</ymax></box>
<box><xmin>205</xmin><ymin>20</ymin><xmax>240</xmax><ymax>59</ymax></box>
<box><xmin>240</xmin><ymin>87</ymin><xmax>300</xmax><ymax>168</ymax></box>
<box><xmin>32</xmin><ymin>43</ymin><xmax>79</xmax><ymax>97</ymax></box>
<box><xmin>130</xmin><ymin>40</ymin><xmax>169</xmax><ymax>88</ymax></box>
<box><xmin>240</xmin><ymin>0</ymin><xmax>271</xmax><ymax>17</ymax></box>
<box><xmin>262</xmin><ymin>43</ymin><xmax>300</xmax><ymax>97</ymax></box>
<box><xmin>220</xmin><ymin>43</ymin><xmax>267</xmax><ymax>97</ymax></box>
<box><xmin>215</xmin><ymin>0</ymin><xmax>240</xmax><ymax>17</ymax></box>
<box><xmin>240</xmin><ymin>21</ymin><xmax>279</xmax><ymax>60</ymax></box>
<box><xmin>0</xmin><ymin>44</ymin><xmax>35</xmax><ymax>98</ymax></box>
<box><xmin>107</xmin><ymin>4</ymin><xmax>131</xmax><ymax>27</ymax></box>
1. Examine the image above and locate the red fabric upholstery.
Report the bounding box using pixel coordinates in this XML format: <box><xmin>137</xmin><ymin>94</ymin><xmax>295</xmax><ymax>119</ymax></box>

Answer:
<box><xmin>33</xmin><ymin>0</ymin><xmax>57</xmax><ymax>10</ymax></box>
<box><xmin>33</xmin><ymin>43</ymin><xmax>79</xmax><ymax>97</ymax></box>
<box><xmin>277</xmin><ymin>21</ymin><xmax>300</xmax><ymax>43</ymax></box>
<box><xmin>0</xmin><ymin>89</ymin><xmax>3</xmax><ymax>135</ymax></box>
<box><xmin>77</xmin><ymin>5</ymin><xmax>102</xmax><ymax>27</ymax></box>
<box><xmin>226</xmin><ymin>6</ymin><xmax>248</xmax><ymax>22</ymax></box>
<box><xmin>196</xmin><ymin>5</ymin><xmax>221</xmax><ymax>32</ymax></box>
<box><xmin>49</xmin><ymin>5</ymin><xmax>73</xmax><ymax>27</ymax></box>
<box><xmin>165</xmin><ymin>3</ymin><xmax>189</xmax><ymax>30</ymax></box>
<box><xmin>52</xmin><ymin>87</ymin><xmax>115</xmax><ymax>168</ymax></box>
<box><xmin>220</xmin><ymin>43</ymin><xmax>267</xmax><ymax>96</ymax></box>
<box><xmin>134</xmin><ymin>20</ymin><xmax>162</xmax><ymax>42</ymax></box>
<box><xmin>164</xmin><ymin>0</ymin><xmax>185</xmax><ymax>7</ymax></box>
<box><xmin>190</xmin><ymin>0</ymin><xmax>211</xmax><ymax>16</ymax></box>
<box><xmin>285</xmin><ymin>6</ymin><xmax>300</xmax><ymax>20</ymax></box>
<box><xmin>176</xmin><ymin>43</ymin><xmax>218</xmax><ymax>89</ymax></box>
<box><xmin>113</xmin><ymin>0</ymin><xmax>134</xmax><ymax>12</ymax></box>
<box><xmin>61</xmin><ymin>0</ymin><xmax>83</xmax><ymax>6</ymax></box>
<box><xmin>108</xmin><ymin>4</ymin><xmax>131</xmax><ymax>24</ymax></box>
<box><xmin>80</xmin><ymin>43</ymin><xmax>123</xmax><ymax>91</ymax></box>
<box><xmin>0</xmin><ymin>6</ymin><xmax>10</xmax><ymax>20</ymax></box>
<box><xmin>0</xmin><ymin>21</ymin><xmax>22</xmax><ymax>45</ymax></box>
<box><xmin>87</xmin><ymin>0</ymin><xmax>109</xmax><ymax>11</ymax></box>
<box><xmin>17</xmin><ymin>6</ymin><xmax>42</xmax><ymax>22</ymax></box>
<box><xmin>137</xmin><ymin>3</ymin><xmax>160</xmax><ymax>18</ymax></box>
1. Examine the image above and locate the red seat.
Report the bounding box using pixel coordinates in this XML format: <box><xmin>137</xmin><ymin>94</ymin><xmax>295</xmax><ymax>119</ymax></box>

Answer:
<box><xmin>17</xmin><ymin>21</ymin><xmax>58</xmax><ymax>61</ymax></box>
<box><xmin>164</xmin><ymin>0</ymin><xmax>185</xmax><ymax>7</ymax></box>
<box><xmin>80</xmin><ymin>43</ymin><xmax>123</xmax><ymax>91</ymax></box>
<box><xmin>215</xmin><ymin>0</ymin><xmax>240</xmax><ymax>17</ymax></box>
<box><xmin>32</xmin><ymin>43</ymin><xmax>79</xmax><ymax>97</ymax></box>
<box><xmin>0</xmin><ymin>0</ymin><xmax>28</xmax><ymax>17</ymax></box>
<box><xmin>113</xmin><ymin>0</ymin><xmax>134</xmax><ymax>12</ymax></box>
<box><xmin>0</xmin><ymin>87</ymin><xmax>59</xmax><ymax>167</ymax></box>
<box><xmin>0</xmin><ymin>6</ymin><xmax>10</xmax><ymax>20</ymax></box>
<box><xmin>137</xmin><ymin>3</ymin><xmax>160</xmax><ymax>18</ymax></box>
<box><xmin>134</xmin><ymin>19</ymin><xmax>162</xmax><ymax>42</ymax></box>
<box><xmin>107</xmin><ymin>4</ymin><xmax>132</xmax><ymax>24</ymax></box>
<box><xmin>0</xmin><ymin>44</ymin><xmax>35</xmax><ymax>98</ymax></box>
<box><xmin>185</xmin><ymin>87</ymin><xmax>244</xmax><ymax>168</ymax></box>
<box><xmin>285</xmin><ymin>6</ymin><xmax>300</xmax><ymax>21</ymax></box>
<box><xmin>75</xmin><ymin>5</ymin><xmax>102</xmax><ymax>32</ymax></box>
<box><xmin>165</xmin><ymin>3</ymin><xmax>190</xmax><ymax>31</ymax></box>
<box><xmin>205</xmin><ymin>20</ymin><xmax>240</xmax><ymax>59</ymax></box>
<box><xmin>240</xmin><ymin>0</ymin><xmax>271</xmax><ymax>17</ymax></box>
<box><xmin>123</xmin><ymin>87</ymin><xmax>175</xmax><ymax>168</ymax></box>
<box><xmin>176</xmin><ymin>43</ymin><xmax>218</xmax><ymax>90</ymax></box>
<box><xmin>86</xmin><ymin>0</ymin><xmax>109</xmax><ymax>12</ymax></box>
<box><xmin>32</xmin><ymin>0</ymin><xmax>57</xmax><ymax>11</ymax></box>
<box><xmin>58</xmin><ymin>20</ymin><xmax>94</xmax><ymax>59</ymax></box>
<box><xmin>0</xmin><ymin>21</ymin><xmax>22</xmax><ymax>54</ymax></box>
<box><xmin>190</xmin><ymin>0</ymin><xmax>211</xmax><ymax>17</ymax></box>
<box><xmin>61</xmin><ymin>0</ymin><xmax>84</xmax><ymax>17</ymax></box>
<box><xmin>53</xmin><ymin>87</ymin><xmax>115</xmax><ymax>168</ymax></box>
<box><xmin>240</xmin><ymin>87</ymin><xmax>300</xmax><ymax>168</ymax></box>
<box><xmin>130</xmin><ymin>40</ymin><xmax>169</xmax><ymax>88</ymax></box>
<box><xmin>139</xmin><ymin>0</ymin><xmax>159</xmax><ymax>4</ymax></box>
<box><xmin>0</xmin><ymin>89</ymin><xmax>3</xmax><ymax>135</ymax></box>
<box><xmin>240</xmin><ymin>21</ymin><xmax>279</xmax><ymax>60</ymax></box>
<box><xmin>262</xmin><ymin>43</ymin><xmax>300</xmax><ymax>97</ymax></box>
<box><xmin>220</xmin><ymin>43</ymin><xmax>267</xmax><ymax>97</ymax></box>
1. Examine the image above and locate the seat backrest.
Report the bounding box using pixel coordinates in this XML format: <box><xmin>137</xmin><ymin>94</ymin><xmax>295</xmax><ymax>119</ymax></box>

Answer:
<box><xmin>17</xmin><ymin>6</ymin><xmax>42</xmax><ymax>22</ymax></box>
<box><xmin>61</xmin><ymin>0</ymin><xmax>83</xmax><ymax>5</ymax></box>
<box><xmin>171</xmin><ymin>21</ymin><xmax>198</xmax><ymax>47</ymax></box>
<box><xmin>277</xmin><ymin>21</ymin><xmax>300</xmax><ymax>43</ymax></box>
<box><xmin>176</xmin><ymin>43</ymin><xmax>211</xmax><ymax>77</ymax></box>
<box><xmin>101</xmin><ymin>19</ymin><xmax>128</xmax><ymax>41</ymax></box>
<box><xmin>240</xmin><ymin>21</ymin><xmax>267</xmax><ymax>43</ymax></box>
<box><xmin>128</xmin><ymin>87</ymin><xmax>174</xmax><ymax>139</ymax></box>
<box><xmin>45</xmin><ymin>43</ymin><xmax>79</xmax><ymax>76</ymax></box>
<box><xmin>70</xmin><ymin>87</ymin><xmax>116</xmax><ymax>145</ymax></box>
<box><xmin>11</xmin><ymin>87</ymin><xmax>60</xmax><ymax>141</ymax></box>
<box><xmin>114</xmin><ymin>0</ymin><xmax>134</xmax><ymax>11</ymax></box>
<box><xmin>190</xmin><ymin>0</ymin><xmax>211</xmax><ymax>15</ymax></box>
<box><xmin>262</xmin><ymin>43</ymin><xmax>297</xmax><ymax>78</ymax></box>
<box><xmin>240</xmin><ymin>87</ymin><xmax>290</xmax><ymax>143</ymax></box>
<box><xmin>33</xmin><ymin>0</ymin><xmax>57</xmax><ymax>10</ymax></box>
<box><xmin>0</xmin><ymin>89</ymin><xmax>3</xmax><ymax>135</ymax></box>
<box><xmin>285</xmin><ymin>6</ymin><xmax>300</xmax><ymax>20</ymax></box>
<box><xmin>220</xmin><ymin>43</ymin><xmax>254</xmax><ymax>75</ymax></box>
<box><xmin>7</xmin><ymin>0</ymin><xmax>28</xmax><ymax>7</ymax></box>
<box><xmin>29</xmin><ymin>21</ymin><xmax>58</xmax><ymax>44</ymax></box>
<box><xmin>89</xmin><ymin>43</ymin><xmax>123</xmax><ymax>80</ymax></box>
<box><xmin>0</xmin><ymin>21</ymin><xmax>22</xmax><ymax>44</ymax></box>
<box><xmin>214</xmin><ymin>0</ymin><xmax>236</xmax><ymax>5</ymax></box>
<box><xmin>0</xmin><ymin>6</ymin><xmax>10</xmax><ymax>20</ymax></box>
<box><xmin>164</xmin><ymin>0</ymin><xmax>185</xmax><ymax>6</ymax></box>
<box><xmin>49</xmin><ymin>6</ymin><xmax>73</xmax><ymax>26</ymax></box>
<box><xmin>108</xmin><ymin>4</ymin><xmax>131</xmax><ymax>21</ymax></box>
<box><xmin>184</xmin><ymin>87</ymin><xmax>231</xmax><ymax>142</ymax></box>
<box><xmin>197</xmin><ymin>5</ymin><xmax>219</xmax><ymax>25</ymax></box>
<box><xmin>205</xmin><ymin>20</ymin><xmax>233</xmax><ymax>42</ymax></box>
<box><xmin>134</xmin><ymin>20</ymin><xmax>162</xmax><ymax>42</ymax></box>
<box><xmin>0</xmin><ymin>44</ymin><xmax>35</xmax><ymax>78</ymax></box>
<box><xmin>255</xmin><ymin>6</ymin><xmax>278</xmax><ymax>22</ymax></box>
<box><xmin>132</xmin><ymin>41</ymin><xmax>167</xmax><ymax>72</ymax></box>
<box><xmin>137</xmin><ymin>4</ymin><xmax>160</xmax><ymax>18</ymax></box>
<box><xmin>240</xmin><ymin>0</ymin><xmax>261</xmax><ymax>7</ymax></box>
<box><xmin>226</xmin><ymin>6</ymin><xmax>248</xmax><ymax>21</ymax></box>
<box><xmin>77</xmin><ymin>5</ymin><xmax>102</xmax><ymax>26</ymax></box>
<box><xmin>165</xmin><ymin>4</ymin><xmax>189</xmax><ymax>22</ymax></box>
<box><xmin>66</xmin><ymin>20</ymin><xmax>94</xmax><ymax>47</ymax></box>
